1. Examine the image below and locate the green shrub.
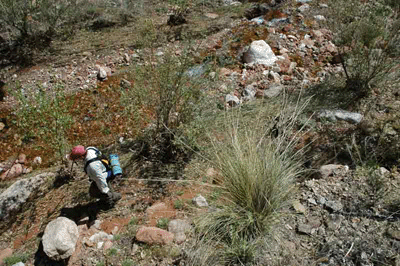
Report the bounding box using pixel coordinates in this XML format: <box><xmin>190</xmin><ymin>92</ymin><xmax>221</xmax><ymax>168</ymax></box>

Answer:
<box><xmin>156</xmin><ymin>218</ymin><xmax>169</xmax><ymax>229</ymax></box>
<box><xmin>3</xmin><ymin>253</ymin><xmax>29</xmax><ymax>266</ymax></box>
<box><xmin>174</xmin><ymin>199</ymin><xmax>184</xmax><ymax>209</ymax></box>
<box><xmin>324</xmin><ymin>0</ymin><xmax>400</xmax><ymax>98</ymax></box>
<box><xmin>129</xmin><ymin>216</ymin><xmax>138</xmax><ymax>226</ymax></box>
<box><xmin>0</xmin><ymin>0</ymin><xmax>95</xmax><ymax>43</ymax></box>
<box><xmin>107</xmin><ymin>247</ymin><xmax>118</xmax><ymax>256</ymax></box>
<box><xmin>12</xmin><ymin>82</ymin><xmax>74</xmax><ymax>160</ymax></box>
<box><xmin>122</xmin><ymin>259</ymin><xmax>134</xmax><ymax>266</ymax></box>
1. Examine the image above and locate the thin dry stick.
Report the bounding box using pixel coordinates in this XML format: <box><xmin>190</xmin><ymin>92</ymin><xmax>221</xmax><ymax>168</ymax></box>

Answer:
<box><xmin>344</xmin><ymin>242</ymin><xmax>354</xmax><ymax>259</ymax></box>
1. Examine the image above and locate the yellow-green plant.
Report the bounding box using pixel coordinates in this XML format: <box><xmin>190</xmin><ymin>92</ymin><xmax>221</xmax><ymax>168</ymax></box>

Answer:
<box><xmin>12</xmin><ymin>82</ymin><xmax>74</xmax><ymax>159</ymax></box>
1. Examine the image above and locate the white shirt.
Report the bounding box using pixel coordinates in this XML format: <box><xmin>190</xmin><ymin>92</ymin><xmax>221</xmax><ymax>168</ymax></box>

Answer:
<box><xmin>84</xmin><ymin>147</ymin><xmax>110</xmax><ymax>194</ymax></box>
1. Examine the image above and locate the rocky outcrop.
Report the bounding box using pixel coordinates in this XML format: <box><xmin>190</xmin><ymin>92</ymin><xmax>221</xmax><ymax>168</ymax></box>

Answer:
<box><xmin>0</xmin><ymin>172</ymin><xmax>55</xmax><ymax>221</ymax></box>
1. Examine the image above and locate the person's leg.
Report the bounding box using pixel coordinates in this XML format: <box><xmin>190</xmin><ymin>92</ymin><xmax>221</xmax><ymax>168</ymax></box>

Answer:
<box><xmin>89</xmin><ymin>181</ymin><xmax>102</xmax><ymax>199</ymax></box>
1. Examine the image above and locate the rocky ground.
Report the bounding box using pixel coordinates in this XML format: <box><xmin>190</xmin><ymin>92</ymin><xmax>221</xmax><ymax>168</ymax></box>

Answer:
<box><xmin>0</xmin><ymin>0</ymin><xmax>399</xmax><ymax>265</ymax></box>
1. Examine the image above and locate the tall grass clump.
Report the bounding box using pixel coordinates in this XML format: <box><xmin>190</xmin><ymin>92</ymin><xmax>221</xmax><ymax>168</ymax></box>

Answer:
<box><xmin>187</xmin><ymin>98</ymin><xmax>310</xmax><ymax>265</ymax></box>
<box><xmin>324</xmin><ymin>0</ymin><xmax>400</xmax><ymax>99</ymax></box>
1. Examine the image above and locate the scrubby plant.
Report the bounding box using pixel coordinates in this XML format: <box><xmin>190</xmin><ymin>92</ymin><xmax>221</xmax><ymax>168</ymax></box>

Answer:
<box><xmin>174</xmin><ymin>199</ymin><xmax>184</xmax><ymax>209</ymax></box>
<box><xmin>324</xmin><ymin>0</ymin><xmax>400</xmax><ymax>99</ymax></box>
<box><xmin>122</xmin><ymin>259</ymin><xmax>134</xmax><ymax>266</ymax></box>
<box><xmin>129</xmin><ymin>216</ymin><xmax>138</xmax><ymax>226</ymax></box>
<box><xmin>0</xmin><ymin>0</ymin><xmax>95</xmax><ymax>44</ymax></box>
<box><xmin>156</xmin><ymin>218</ymin><xmax>170</xmax><ymax>229</ymax></box>
<box><xmin>12</xmin><ymin>82</ymin><xmax>74</xmax><ymax>160</ymax></box>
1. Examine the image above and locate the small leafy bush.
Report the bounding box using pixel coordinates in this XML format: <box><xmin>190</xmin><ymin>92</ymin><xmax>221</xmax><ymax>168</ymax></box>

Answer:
<box><xmin>107</xmin><ymin>247</ymin><xmax>118</xmax><ymax>256</ymax></box>
<box><xmin>129</xmin><ymin>216</ymin><xmax>138</xmax><ymax>226</ymax></box>
<box><xmin>174</xmin><ymin>199</ymin><xmax>184</xmax><ymax>209</ymax></box>
<box><xmin>156</xmin><ymin>218</ymin><xmax>169</xmax><ymax>229</ymax></box>
<box><xmin>122</xmin><ymin>259</ymin><xmax>134</xmax><ymax>266</ymax></box>
<box><xmin>12</xmin><ymin>82</ymin><xmax>74</xmax><ymax>160</ymax></box>
<box><xmin>3</xmin><ymin>253</ymin><xmax>29</xmax><ymax>266</ymax></box>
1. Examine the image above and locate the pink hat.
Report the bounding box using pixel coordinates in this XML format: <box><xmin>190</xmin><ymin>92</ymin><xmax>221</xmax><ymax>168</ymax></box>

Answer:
<box><xmin>69</xmin><ymin>145</ymin><xmax>86</xmax><ymax>160</ymax></box>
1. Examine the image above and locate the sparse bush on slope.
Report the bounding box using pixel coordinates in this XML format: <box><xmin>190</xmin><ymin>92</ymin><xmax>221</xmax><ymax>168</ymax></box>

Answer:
<box><xmin>324</xmin><ymin>0</ymin><xmax>400</xmax><ymax>99</ymax></box>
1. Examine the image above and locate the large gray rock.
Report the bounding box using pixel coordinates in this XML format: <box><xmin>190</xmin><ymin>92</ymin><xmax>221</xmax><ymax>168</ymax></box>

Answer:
<box><xmin>0</xmin><ymin>173</ymin><xmax>55</xmax><ymax>221</ymax></box>
<box><xmin>243</xmin><ymin>40</ymin><xmax>277</xmax><ymax>66</ymax></box>
<box><xmin>42</xmin><ymin>217</ymin><xmax>79</xmax><ymax>261</ymax></box>
<box><xmin>318</xmin><ymin>109</ymin><xmax>363</xmax><ymax>124</ymax></box>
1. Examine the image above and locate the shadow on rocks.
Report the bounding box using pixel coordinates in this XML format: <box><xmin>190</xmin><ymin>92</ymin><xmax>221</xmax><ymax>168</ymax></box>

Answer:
<box><xmin>34</xmin><ymin>241</ymin><xmax>69</xmax><ymax>266</ymax></box>
<box><xmin>59</xmin><ymin>201</ymin><xmax>113</xmax><ymax>226</ymax></box>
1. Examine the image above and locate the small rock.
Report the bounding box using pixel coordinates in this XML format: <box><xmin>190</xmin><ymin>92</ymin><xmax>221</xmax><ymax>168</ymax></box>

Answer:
<box><xmin>375</xmin><ymin>167</ymin><xmax>390</xmax><ymax>177</ymax></box>
<box><xmin>314</xmin><ymin>15</ymin><xmax>326</xmax><ymax>21</ymax></box>
<box><xmin>123</xmin><ymin>53</ymin><xmax>130</xmax><ymax>63</ymax></box>
<box><xmin>103</xmin><ymin>240</ymin><xmax>113</xmax><ymax>250</ymax></box>
<box><xmin>319</xmin><ymin>164</ymin><xmax>349</xmax><ymax>178</ymax></box>
<box><xmin>192</xmin><ymin>195</ymin><xmax>208</xmax><ymax>207</ymax></box>
<box><xmin>92</xmin><ymin>219</ymin><xmax>102</xmax><ymax>229</ymax></box>
<box><xmin>298</xmin><ymin>224</ymin><xmax>312</xmax><ymax>234</ymax></box>
<box><xmin>293</xmin><ymin>200</ymin><xmax>306</xmax><ymax>214</ymax></box>
<box><xmin>326</xmin><ymin>214</ymin><xmax>343</xmax><ymax>230</ymax></box>
<box><xmin>89</xmin><ymin>231</ymin><xmax>113</xmax><ymax>243</ymax></box>
<box><xmin>205</xmin><ymin>13</ymin><xmax>219</xmax><ymax>19</ymax></box>
<box><xmin>387</xmin><ymin>228</ymin><xmax>400</xmax><ymax>240</ymax></box>
<box><xmin>1</xmin><ymin>163</ymin><xmax>23</xmax><ymax>180</ymax></box>
<box><xmin>112</xmin><ymin>226</ymin><xmax>119</xmax><ymax>235</ymax></box>
<box><xmin>298</xmin><ymin>4</ymin><xmax>310</xmax><ymax>12</ymax></box>
<box><xmin>264</xmin><ymin>84</ymin><xmax>284</xmax><ymax>98</ymax></box>
<box><xmin>308</xmin><ymin>198</ymin><xmax>317</xmax><ymax>205</ymax></box>
<box><xmin>168</xmin><ymin>219</ymin><xmax>193</xmax><ymax>244</ymax></box>
<box><xmin>120</xmin><ymin>79</ymin><xmax>131</xmax><ymax>89</ymax></box>
<box><xmin>136</xmin><ymin>226</ymin><xmax>174</xmax><ymax>245</ymax></box>
<box><xmin>17</xmin><ymin>154</ymin><xmax>26</xmax><ymax>164</ymax></box>
<box><xmin>33</xmin><ymin>156</ymin><xmax>42</xmax><ymax>165</ymax></box>
<box><xmin>97</xmin><ymin>67</ymin><xmax>107</xmax><ymax>81</ymax></box>
<box><xmin>243</xmin><ymin>85</ymin><xmax>257</xmax><ymax>101</ymax></box>
<box><xmin>325</xmin><ymin>200</ymin><xmax>343</xmax><ymax>212</ymax></box>
<box><xmin>268</xmin><ymin>71</ymin><xmax>281</xmax><ymax>84</ymax></box>
<box><xmin>0</xmin><ymin>122</ymin><xmax>4</xmax><ymax>131</ymax></box>
<box><xmin>11</xmin><ymin>262</ymin><xmax>25</xmax><ymax>266</ymax></box>
<box><xmin>225</xmin><ymin>94</ymin><xmax>240</xmax><ymax>107</ymax></box>
<box><xmin>243</xmin><ymin>40</ymin><xmax>278</xmax><ymax>66</ymax></box>
<box><xmin>146</xmin><ymin>202</ymin><xmax>168</xmax><ymax>215</ymax></box>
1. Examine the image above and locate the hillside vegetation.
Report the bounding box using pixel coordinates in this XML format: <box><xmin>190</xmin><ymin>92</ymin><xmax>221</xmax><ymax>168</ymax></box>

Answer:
<box><xmin>0</xmin><ymin>0</ymin><xmax>399</xmax><ymax>265</ymax></box>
